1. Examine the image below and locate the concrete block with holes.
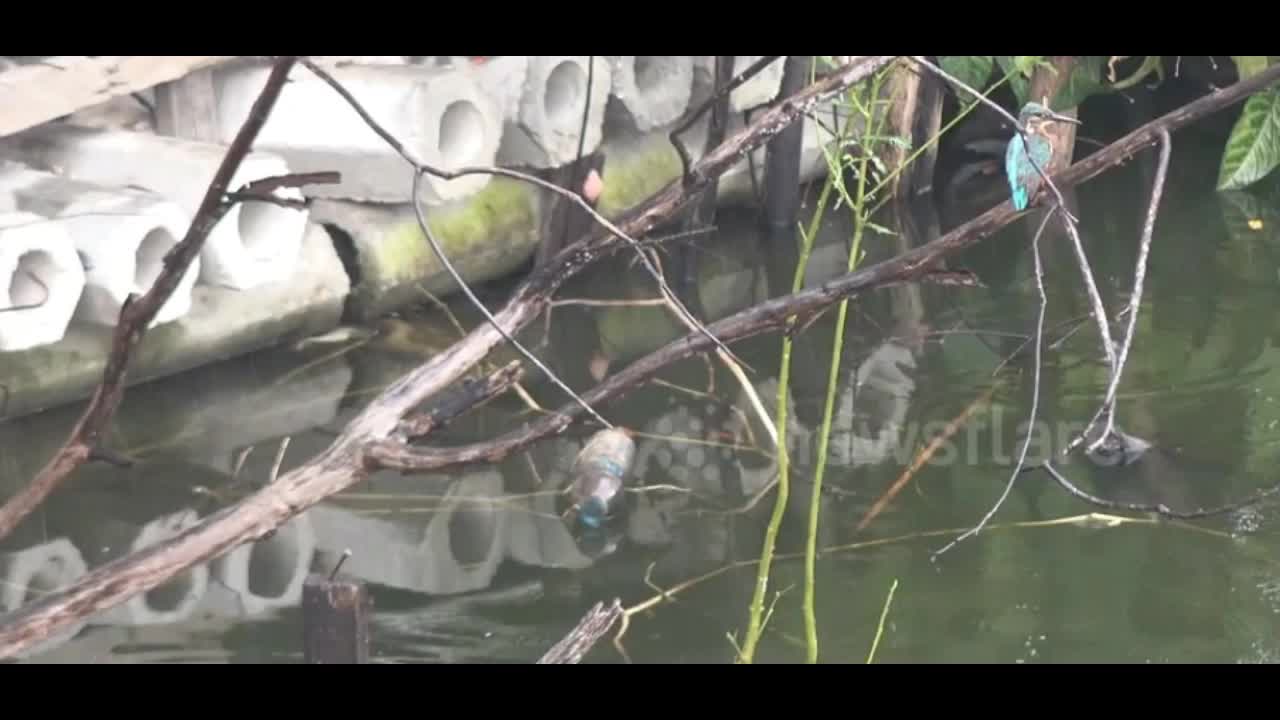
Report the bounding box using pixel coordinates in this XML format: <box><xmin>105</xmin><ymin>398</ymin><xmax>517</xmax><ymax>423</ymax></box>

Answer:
<box><xmin>209</xmin><ymin>60</ymin><xmax>505</xmax><ymax>206</ymax></box>
<box><xmin>0</xmin><ymin>123</ymin><xmax>308</xmax><ymax>290</ymax></box>
<box><xmin>605</xmin><ymin>56</ymin><xmax>695</xmax><ymax>133</ymax></box>
<box><xmin>496</xmin><ymin>56</ymin><xmax>611</xmax><ymax>169</ymax></box>
<box><xmin>0</xmin><ymin>211</ymin><xmax>85</xmax><ymax>352</ymax></box>
<box><xmin>0</xmin><ymin>161</ymin><xmax>198</xmax><ymax>327</ymax></box>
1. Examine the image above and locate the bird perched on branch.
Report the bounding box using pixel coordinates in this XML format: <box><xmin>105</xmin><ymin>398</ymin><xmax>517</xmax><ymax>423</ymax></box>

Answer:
<box><xmin>1005</xmin><ymin>102</ymin><xmax>1081</xmax><ymax>211</ymax></box>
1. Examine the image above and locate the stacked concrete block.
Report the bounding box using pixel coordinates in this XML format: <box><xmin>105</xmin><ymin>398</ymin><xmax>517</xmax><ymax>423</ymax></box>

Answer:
<box><xmin>0</xmin><ymin>162</ymin><xmax>198</xmax><ymax>328</ymax></box>
<box><xmin>0</xmin><ymin>211</ymin><xmax>86</xmax><ymax>351</ymax></box>
<box><xmin>605</xmin><ymin>56</ymin><xmax>695</xmax><ymax>132</ymax></box>
<box><xmin>210</xmin><ymin>61</ymin><xmax>504</xmax><ymax>206</ymax></box>
<box><xmin>469</xmin><ymin>55</ymin><xmax>530</xmax><ymax>126</ymax></box>
<box><xmin>0</xmin><ymin>124</ymin><xmax>308</xmax><ymax>290</ymax></box>
<box><xmin>496</xmin><ymin>56</ymin><xmax>612</xmax><ymax>168</ymax></box>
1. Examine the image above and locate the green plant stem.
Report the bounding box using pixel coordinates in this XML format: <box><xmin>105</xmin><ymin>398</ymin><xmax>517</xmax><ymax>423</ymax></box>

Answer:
<box><xmin>866</xmin><ymin>578</ymin><xmax>899</xmax><ymax>664</ymax></box>
<box><xmin>736</xmin><ymin>143</ymin><xmax>838</xmax><ymax>665</ymax></box>
<box><xmin>801</xmin><ymin>69</ymin><xmax>888</xmax><ymax>664</ymax></box>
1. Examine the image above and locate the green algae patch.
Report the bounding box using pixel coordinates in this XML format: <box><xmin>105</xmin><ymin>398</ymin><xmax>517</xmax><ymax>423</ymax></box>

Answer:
<box><xmin>315</xmin><ymin>177</ymin><xmax>542</xmax><ymax>322</ymax></box>
<box><xmin>597</xmin><ymin>135</ymin><xmax>683</xmax><ymax>218</ymax></box>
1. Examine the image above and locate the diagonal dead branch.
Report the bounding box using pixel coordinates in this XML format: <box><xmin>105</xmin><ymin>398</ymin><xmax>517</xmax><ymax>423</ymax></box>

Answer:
<box><xmin>3</xmin><ymin>56</ymin><xmax>1275</xmax><ymax>662</ymax></box>
<box><xmin>0</xmin><ymin>55</ymin><xmax>896</xmax><ymax>659</ymax></box>
<box><xmin>0</xmin><ymin>56</ymin><xmax>300</xmax><ymax>544</ymax></box>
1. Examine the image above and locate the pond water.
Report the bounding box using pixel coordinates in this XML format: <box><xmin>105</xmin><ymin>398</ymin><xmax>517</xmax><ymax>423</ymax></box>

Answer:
<box><xmin>4</xmin><ymin>92</ymin><xmax>1280</xmax><ymax>663</ymax></box>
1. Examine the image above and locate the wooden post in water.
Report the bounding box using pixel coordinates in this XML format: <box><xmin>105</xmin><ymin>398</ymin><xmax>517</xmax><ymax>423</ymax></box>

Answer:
<box><xmin>761</xmin><ymin>56</ymin><xmax>810</xmax><ymax>236</ymax></box>
<box><xmin>302</xmin><ymin>562</ymin><xmax>371</xmax><ymax>664</ymax></box>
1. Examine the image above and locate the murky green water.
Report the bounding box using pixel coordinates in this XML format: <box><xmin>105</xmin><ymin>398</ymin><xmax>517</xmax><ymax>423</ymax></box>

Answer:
<box><xmin>4</xmin><ymin>98</ymin><xmax>1280</xmax><ymax>663</ymax></box>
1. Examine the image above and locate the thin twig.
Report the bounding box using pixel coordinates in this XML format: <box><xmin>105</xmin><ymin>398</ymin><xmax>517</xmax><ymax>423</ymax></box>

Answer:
<box><xmin>1086</xmin><ymin>128</ymin><xmax>1172</xmax><ymax>453</ymax></box>
<box><xmin>932</xmin><ymin>207</ymin><xmax>1054</xmax><ymax>560</ymax></box>
<box><xmin>670</xmin><ymin>56</ymin><xmax>782</xmax><ymax>183</ymax></box>
<box><xmin>1035</xmin><ymin>461</ymin><xmax>1280</xmax><ymax>520</ymax></box>
<box><xmin>411</xmin><ymin>170</ymin><xmax>612</xmax><ymax>429</ymax></box>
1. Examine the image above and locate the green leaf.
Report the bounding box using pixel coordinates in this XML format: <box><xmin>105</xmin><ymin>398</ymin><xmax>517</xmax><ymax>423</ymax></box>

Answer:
<box><xmin>1217</xmin><ymin>89</ymin><xmax>1280</xmax><ymax>191</ymax></box>
<box><xmin>995</xmin><ymin>56</ymin><xmax>1032</xmax><ymax>106</ymax></box>
<box><xmin>939</xmin><ymin>56</ymin><xmax>994</xmax><ymax>107</ymax></box>
<box><xmin>1232</xmin><ymin>56</ymin><xmax>1271</xmax><ymax>80</ymax></box>
<box><xmin>1052</xmin><ymin>56</ymin><xmax>1107</xmax><ymax>110</ymax></box>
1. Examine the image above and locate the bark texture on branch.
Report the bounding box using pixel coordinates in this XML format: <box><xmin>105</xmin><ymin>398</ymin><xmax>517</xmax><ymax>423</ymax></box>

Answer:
<box><xmin>536</xmin><ymin>599</ymin><xmax>624</xmax><ymax>664</ymax></box>
<box><xmin>0</xmin><ymin>57</ymin><xmax>301</xmax><ymax>544</ymax></box>
<box><xmin>6</xmin><ymin>57</ymin><xmax>1276</xmax><ymax>662</ymax></box>
<box><xmin>0</xmin><ymin>56</ymin><xmax>896</xmax><ymax>659</ymax></box>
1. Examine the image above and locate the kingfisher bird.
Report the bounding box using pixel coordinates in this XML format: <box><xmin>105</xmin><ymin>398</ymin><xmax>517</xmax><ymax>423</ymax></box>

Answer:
<box><xmin>1005</xmin><ymin>102</ymin><xmax>1081</xmax><ymax>211</ymax></box>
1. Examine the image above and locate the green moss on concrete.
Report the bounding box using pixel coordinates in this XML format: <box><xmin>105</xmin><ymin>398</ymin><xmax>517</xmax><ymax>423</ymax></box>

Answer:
<box><xmin>323</xmin><ymin>176</ymin><xmax>541</xmax><ymax>322</ymax></box>
<box><xmin>596</xmin><ymin>135</ymin><xmax>683</xmax><ymax>217</ymax></box>
<box><xmin>384</xmin><ymin>176</ymin><xmax>537</xmax><ymax>287</ymax></box>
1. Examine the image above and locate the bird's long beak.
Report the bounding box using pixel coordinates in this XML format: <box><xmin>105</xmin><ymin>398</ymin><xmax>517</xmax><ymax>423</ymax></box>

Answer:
<box><xmin>1044</xmin><ymin>110</ymin><xmax>1082</xmax><ymax>125</ymax></box>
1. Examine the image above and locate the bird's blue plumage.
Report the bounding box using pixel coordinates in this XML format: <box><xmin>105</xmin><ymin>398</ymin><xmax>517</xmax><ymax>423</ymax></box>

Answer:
<box><xmin>1005</xmin><ymin>133</ymin><xmax>1053</xmax><ymax>212</ymax></box>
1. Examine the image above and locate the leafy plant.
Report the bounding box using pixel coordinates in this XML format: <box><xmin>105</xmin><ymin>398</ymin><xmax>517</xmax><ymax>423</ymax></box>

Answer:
<box><xmin>1217</xmin><ymin>89</ymin><xmax>1280</xmax><ymax>190</ymax></box>
<box><xmin>1218</xmin><ymin>57</ymin><xmax>1280</xmax><ymax>191</ymax></box>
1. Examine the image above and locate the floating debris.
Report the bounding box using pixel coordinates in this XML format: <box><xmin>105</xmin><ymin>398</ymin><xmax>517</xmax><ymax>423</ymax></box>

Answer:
<box><xmin>568</xmin><ymin>427</ymin><xmax>636</xmax><ymax>529</ymax></box>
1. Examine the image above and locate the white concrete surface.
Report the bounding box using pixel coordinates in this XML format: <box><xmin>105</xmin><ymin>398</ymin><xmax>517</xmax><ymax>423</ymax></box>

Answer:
<box><xmin>606</xmin><ymin>56</ymin><xmax>694</xmax><ymax>132</ymax></box>
<box><xmin>0</xmin><ymin>211</ymin><xmax>85</xmax><ymax>351</ymax></box>
<box><xmin>0</xmin><ymin>124</ymin><xmax>309</xmax><ymax>290</ymax></box>
<box><xmin>211</xmin><ymin>61</ymin><xmax>504</xmax><ymax>205</ymax></box>
<box><xmin>0</xmin><ymin>162</ymin><xmax>198</xmax><ymax>327</ymax></box>
<box><xmin>470</xmin><ymin>55</ymin><xmax>531</xmax><ymax>125</ymax></box>
<box><xmin>692</xmin><ymin>57</ymin><xmax>786</xmax><ymax>113</ymax></box>
<box><xmin>496</xmin><ymin>56</ymin><xmax>611</xmax><ymax>168</ymax></box>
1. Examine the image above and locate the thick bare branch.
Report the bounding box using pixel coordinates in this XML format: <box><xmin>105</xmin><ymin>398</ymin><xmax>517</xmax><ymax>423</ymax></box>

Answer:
<box><xmin>4</xmin><ymin>57</ymin><xmax>1275</xmax><ymax>662</ymax></box>
<box><xmin>0</xmin><ymin>55</ymin><xmax>895</xmax><ymax>659</ymax></box>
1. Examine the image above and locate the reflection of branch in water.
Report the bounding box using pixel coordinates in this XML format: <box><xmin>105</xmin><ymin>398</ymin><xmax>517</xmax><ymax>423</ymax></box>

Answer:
<box><xmin>1080</xmin><ymin>128</ymin><xmax>1173</xmax><ymax>455</ymax></box>
<box><xmin>1034</xmin><ymin>461</ymin><xmax>1280</xmax><ymax>521</ymax></box>
<box><xmin>856</xmin><ymin>385</ymin><xmax>996</xmax><ymax>533</ymax></box>
<box><xmin>932</xmin><ymin>207</ymin><xmax>1054</xmax><ymax>560</ymax></box>
<box><xmin>611</xmin><ymin>511</ymin><xmax>1231</xmax><ymax>661</ymax></box>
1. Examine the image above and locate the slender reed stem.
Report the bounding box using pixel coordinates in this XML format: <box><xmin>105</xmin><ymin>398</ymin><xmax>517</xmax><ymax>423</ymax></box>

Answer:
<box><xmin>802</xmin><ymin>68</ymin><xmax>888</xmax><ymax>663</ymax></box>
<box><xmin>737</xmin><ymin>126</ymin><xmax>839</xmax><ymax>664</ymax></box>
